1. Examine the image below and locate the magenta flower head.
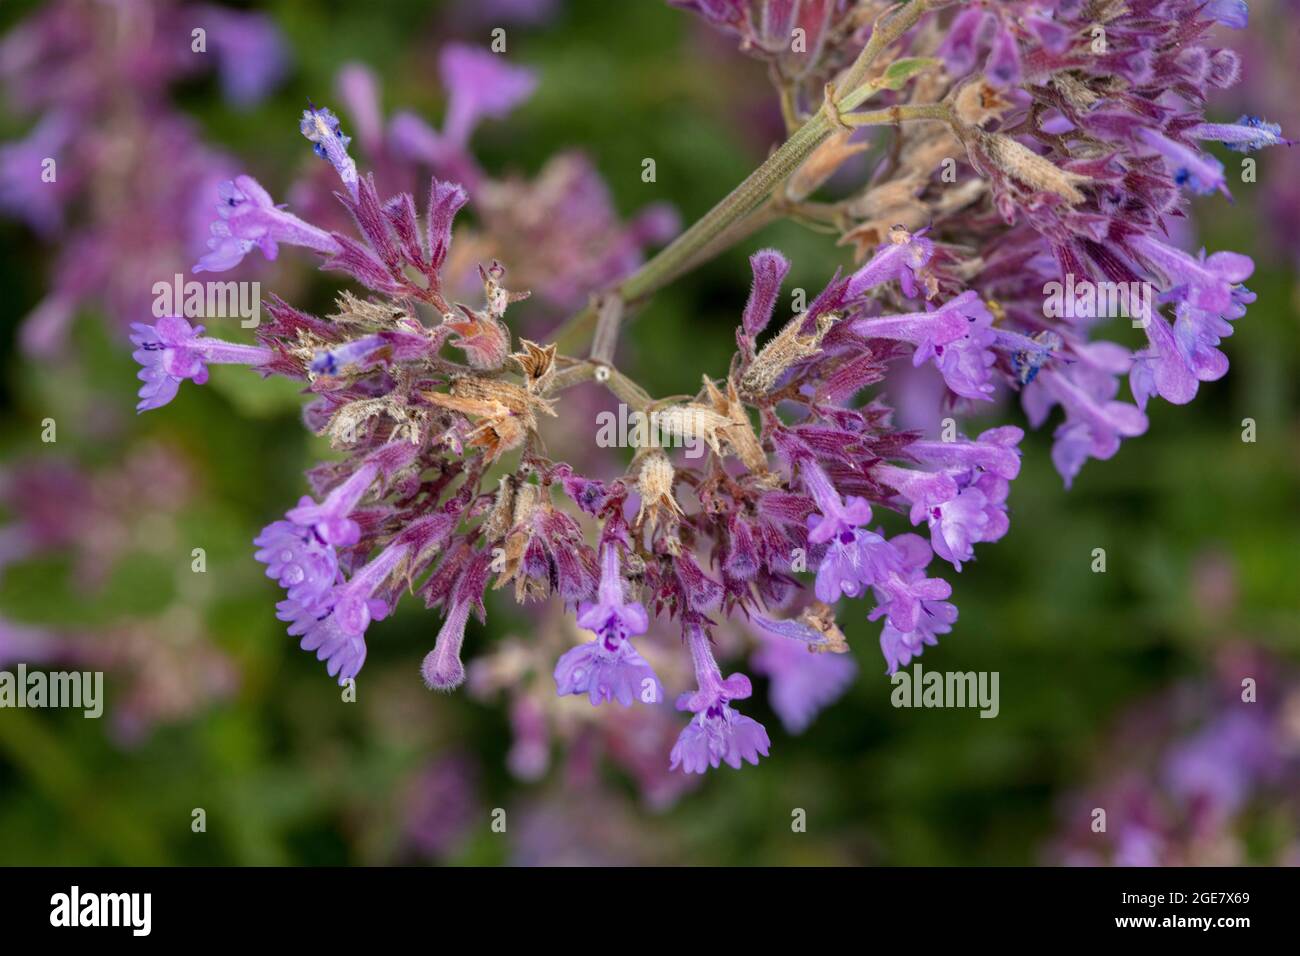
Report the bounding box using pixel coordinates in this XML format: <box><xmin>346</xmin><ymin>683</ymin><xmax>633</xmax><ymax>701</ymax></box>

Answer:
<box><xmin>130</xmin><ymin>315</ymin><xmax>272</xmax><ymax>412</ymax></box>
<box><xmin>555</xmin><ymin>544</ymin><xmax>661</xmax><ymax>706</ymax></box>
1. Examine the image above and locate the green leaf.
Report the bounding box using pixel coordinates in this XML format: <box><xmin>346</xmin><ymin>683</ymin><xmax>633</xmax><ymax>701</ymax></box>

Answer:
<box><xmin>877</xmin><ymin>57</ymin><xmax>940</xmax><ymax>90</ymax></box>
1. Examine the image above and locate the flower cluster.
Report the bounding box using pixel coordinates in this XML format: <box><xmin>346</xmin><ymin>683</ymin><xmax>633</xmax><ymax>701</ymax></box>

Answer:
<box><xmin>133</xmin><ymin>2</ymin><xmax>1283</xmax><ymax>775</ymax></box>
<box><xmin>683</xmin><ymin>0</ymin><xmax>1286</xmax><ymax>487</ymax></box>
<box><xmin>0</xmin><ymin>0</ymin><xmax>288</xmax><ymax>356</ymax></box>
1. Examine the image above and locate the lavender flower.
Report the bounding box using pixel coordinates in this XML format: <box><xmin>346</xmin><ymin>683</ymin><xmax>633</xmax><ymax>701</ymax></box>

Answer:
<box><xmin>670</xmin><ymin>625</ymin><xmax>770</xmax><ymax>773</ymax></box>
<box><xmin>423</xmin><ymin>598</ymin><xmax>472</xmax><ymax>692</ymax></box>
<box><xmin>301</xmin><ymin>105</ymin><xmax>359</xmax><ymax>199</ymax></box>
<box><xmin>851</xmin><ymin>292</ymin><xmax>997</xmax><ymax>401</ymax></box>
<box><xmin>750</xmin><ymin>627</ymin><xmax>856</xmax><ymax>734</ymax></box>
<box><xmin>130</xmin><ymin>316</ymin><xmax>273</xmax><ymax>412</ymax></box>
<box><xmin>439</xmin><ymin>44</ymin><xmax>537</xmax><ymax>150</ymax></box>
<box><xmin>197</xmin><ymin>5</ymin><xmax>290</xmax><ymax>109</ymax></box>
<box><xmin>127</xmin><ymin>4</ymin><xmax>1283</xmax><ymax>778</ymax></box>
<box><xmin>0</xmin><ymin>0</ymin><xmax>287</xmax><ymax>355</ymax></box>
<box><xmin>1191</xmin><ymin>115</ymin><xmax>1291</xmax><ymax>153</ymax></box>
<box><xmin>845</xmin><ymin>228</ymin><xmax>935</xmax><ymax>300</ymax></box>
<box><xmin>555</xmin><ymin>545</ymin><xmax>661</xmax><ymax>707</ymax></box>
<box><xmin>1136</xmin><ymin>128</ymin><xmax>1228</xmax><ymax>197</ymax></box>
<box><xmin>1049</xmin><ymin>648</ymin><xmax>1300</xmax><ymax>866</ymax></box>
<box><xmin>799</xmin><ymin>458</ymin><xmax>883</xmax><ymax>603</ymax></box>
<box><xmin>194</xmin><ymin>175</ymin><xmax>342</xmax><ymax>273</ymax></box>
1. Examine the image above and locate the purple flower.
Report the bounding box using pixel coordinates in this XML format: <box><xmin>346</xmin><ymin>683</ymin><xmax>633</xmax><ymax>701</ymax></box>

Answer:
<box><xmin>866</xmin><ymin>533</ymin><xmax>952</xmax><ymax>635</ymax></box>
<box><xmin>1204</xmin><ymin>0</ymin><xmax>1249</xmax><ymax>29</ymax></box>
<box><xmin>129</xmin><ymin>315</ymin><xmax>273</xmax><ymax>412</ymax></box>
<box><xmin>198</xmin><ymin>5</ymin><xmax>289</xmax><ymax>109</ymax></box>
<box><xmin>844</xmin><ymin>228</ymin><xmax>934</xmax><ymax>300</ymax></box>
<box><xmin>0</xmin><ymin>111</ymin><xmax>75</xmax><ymax>236</ymax></box>
<box><xmin>1030</xmin><ymin>366</ymin><xmax>1148</xmax><ymax>488</ymax></box>
<box><xmin>554</xmin><ymin>640</ymin><xmax>660</xmax><ymax>707</ymax></box>
<box><xmin>799</xmin><ymin>459</ymin><xmax>885</xmax><ymax>603</ymax></box>
<box><xmin>851</xmin><ymin>291</ymin><xmax>997</xmax><ymax>400</ymax></box>
<box><xmin>423</xmin><ymin>598</ymin><xmax>473</xmax><ymax>691</ymax></box>
<box><xmin>878</xmin><ymin>598</ymin><xmax>957</xmax><ymax>675</ymax></box>
<box><xmin>873</xmin><ymin>464</ymin><xmax>958</xmax><ymax>527</ymax></box>
<box><xmin>284</xmin><ymin>462</ymin><xmax>377</xmax><ymax>547</ymax></box>
<box><xmin>254</xmin><ymin>520</ymin><xmax>340</xmax><ymax>611</ymax></box>
<box><xmin>1136</xmin><ymin>127</ymin><xmax>1228</xmax><ymax>196</ymax></box>
<box><xmin>984</xmin><ymin>18</ymin><xmax>1022</xmax><ymax>88</ymax></box>
<box><xmin>870</xmin><ymin>534</ymin><xmax>957</xmax><ymax>674</ymax></box>
<box><xmin>750</xmin><ymin>629</ymin><xmax>856</xmax><ymax>734</ymax></box>
<box><xmin>332</xmin><ymin>540</ymin><xmax>409</xmax><ymax>639</ymax></box>
<box><xmin>300</xmin><ymin>104</ymin><xmax>359</xmax><ymax>198</ymax></box>
<box><xmin>801</xmin><ymin>459</ymin><xmax>872</xmax><ymax>545</ymax></box>
<box><xmin>335</xmin><ymin>64</ymin><xmax>384</xmax><ymax>154</ymax></box>
<box><xmin>294</xmin><ymin>609</ymin><xmax>369</xmax><ymax>684</ymax></box>
<box><xmin>876</xmin><ymin>427</ymin><xmax>1021</xmax><ymax>570</ymax></box>
<box><xmin>439</xmin><ymin>44</ymin><xmax>537</xmax><ymax>149</ymax></box>
<box><xmin>257</xmin><ymin>487</ymin><xmax>402</xmax><ymax>685</ymax></box>
<box><xmin>388</xmin><ymin>111</ymin><xmax>444</xmax><ymax>165</ymax></box>
<box><xmin>935</xmin><ymin>8</ymin><xmax>987</xmax><ymax>76</ymax></box>
<box><xmin>309</xmin><ymin>335</ymin><xmax>402</xmax><ymax>376</ymax></box>
<box><xmin>929</xmin><ymin>474</ymin><xmax>1009</xmax><ymax>570</ymax></box>
<box><xmin>670</xmin><ymin>625</ymin><xmax>769</xmax><ymax>773</ymax></box>
<box><xmin>1164</xmin><ymin>711</ymin><xmax>1279</xmax><ymax>821</ymax></box>
<box><xmin>1172</xmin><ymin>292</ymin><xmax>1251</xmax><ymax>381</ymax></box>
<box><xmin>194</xmin><ymin>175</ymin><xmax>342</xmax><ymax>273</ymax></box>
<box><xmin>1124</xmin><ymin>237</ymin><xmax>1255</xmax><ymax>409</ymax></box>
<box><xmin>1191</xmin><ymin>115</ymin><xmax>1291</xmax><ymax>153</ymax></box>
<box><xmin>1130</xmin><ymin>235</ymin><xmax>1254</xmax><ymax>316</ymax></box>
<box><xmin>555</xmin><ymin>545</ymin><xmax>661</xmax><ymax>706</ymax></box>
<box><xmin>906</xmin><ymin>426</ymin><xmax>1024</xmax><ymax>481</ymax></box>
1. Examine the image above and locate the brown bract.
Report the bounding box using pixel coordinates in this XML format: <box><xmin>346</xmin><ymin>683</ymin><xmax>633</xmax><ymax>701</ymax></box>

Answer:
<box><xmin>799</xmin><ymin>601</ymin><xmax>852</xmax><ymax>654</ymax></box>
<box><xmin>509</xmin><ymin>339</ymin><xmax>558</xmax><ymax>394</ymax></box>
<box><xmin>634</xmin><ymin>450</ymin><xmax>683</xmax><ymax>536</ymax></box>
<box><xmin>740</xmin><ymin>310</ymin><xmax>840</xmax><ymax>399</ymax></box>
<box><xmin>701</xmin><ymin>375</ymin><xmax>771</xmax><ymax>478</ymax></box>
<box><xmin>423</xmin><ymin>377</ymin><xmax>556</xmax><ymax>463</ymax></box>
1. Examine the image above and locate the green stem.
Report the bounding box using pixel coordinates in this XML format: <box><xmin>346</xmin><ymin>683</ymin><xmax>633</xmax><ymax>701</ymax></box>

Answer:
<box><xmin>842</xmin><ymin>102</ymin><xmax>954</xmax><ymax>127</ymax></box>
<box><xmin>550</xmin><ymin>0</ymin><xmax>938</xmax><ymax>354</ymax></box>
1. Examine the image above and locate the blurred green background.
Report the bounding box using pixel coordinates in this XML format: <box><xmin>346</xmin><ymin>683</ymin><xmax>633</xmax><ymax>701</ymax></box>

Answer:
<box><xmin>0</xmin><ymin>0</ymin><xmax>1297</xmax><ymax>865</ymax></box>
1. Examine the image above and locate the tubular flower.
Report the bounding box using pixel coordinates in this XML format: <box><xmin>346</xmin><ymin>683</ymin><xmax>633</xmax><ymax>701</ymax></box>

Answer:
<box><xmin>128</xmin><ymin>0</ymin><xmax>1282</xmax><ymax>778</ymax></box>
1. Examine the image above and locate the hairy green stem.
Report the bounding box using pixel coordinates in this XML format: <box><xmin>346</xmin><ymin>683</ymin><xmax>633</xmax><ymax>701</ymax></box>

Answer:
<box><xmin>550</xmin><ymin>0</ymin><xmax>938</xmax><ymax>354</ymax></box>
